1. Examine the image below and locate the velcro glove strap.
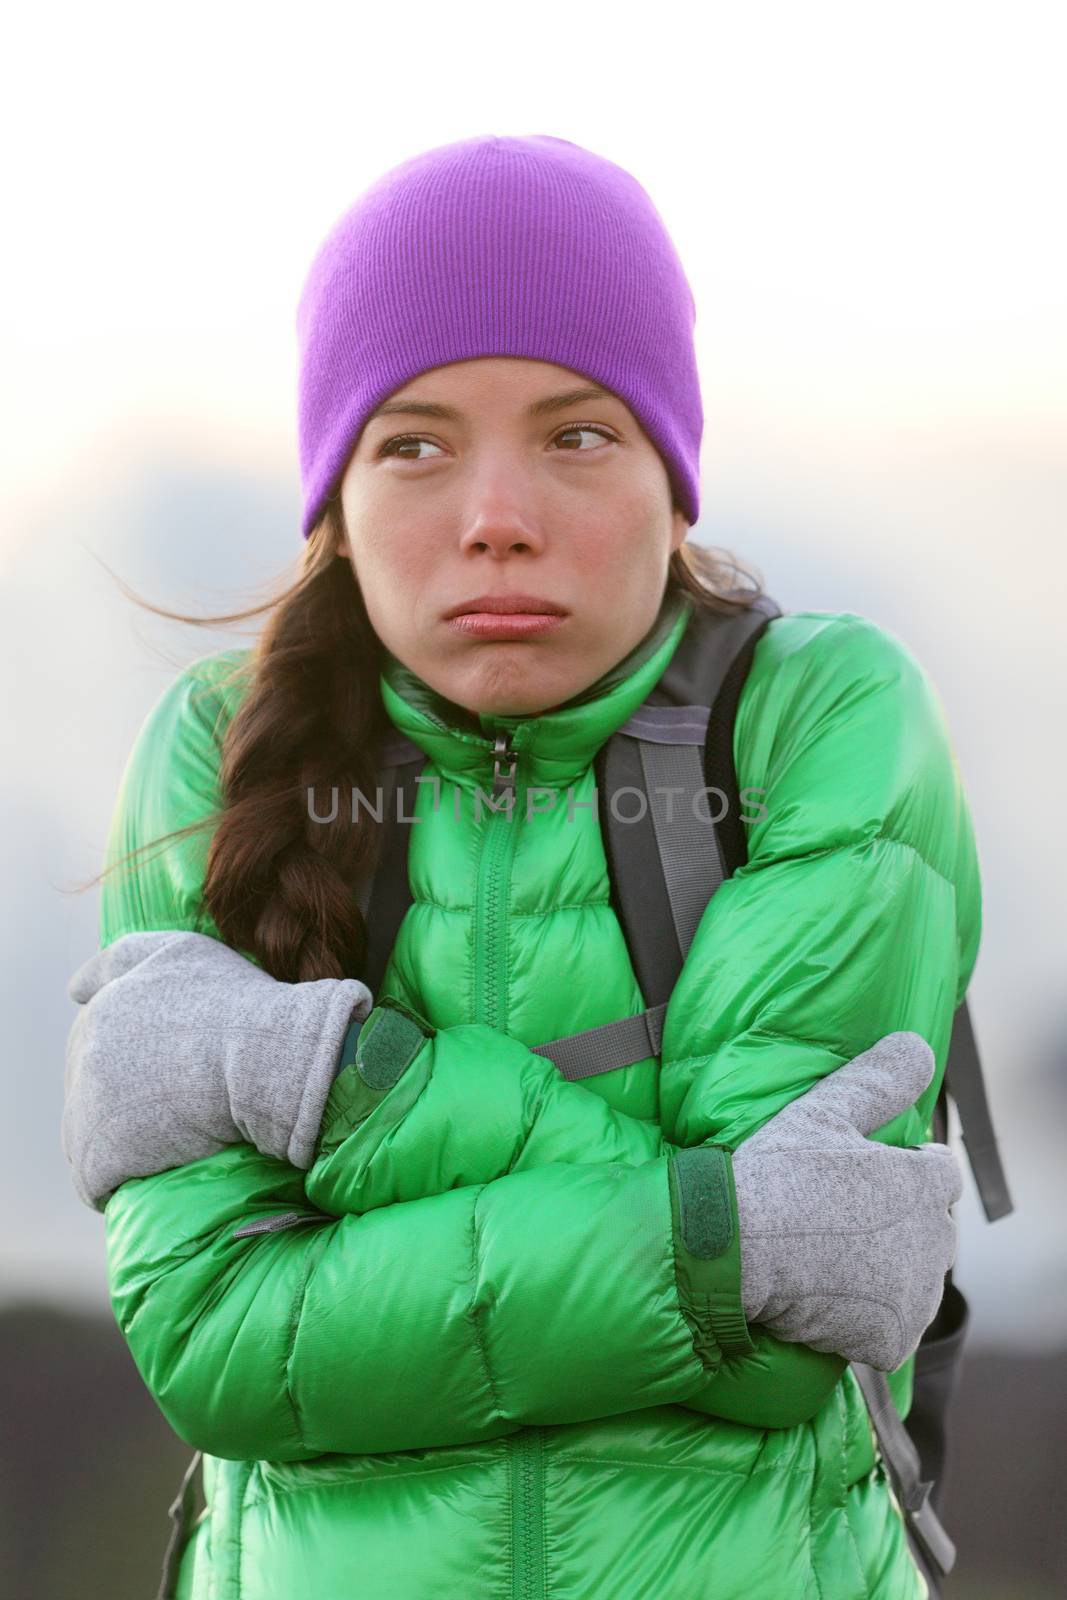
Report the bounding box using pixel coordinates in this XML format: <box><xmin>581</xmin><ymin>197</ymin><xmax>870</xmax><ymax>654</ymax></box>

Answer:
<box><xmin>317</xmin><ymin>997</ymin><xmax>436</xmax><ymax>1159</ymax></box>
<box><xmin>669</xmin><ymin>1144</ymin><xmax>756</xmax><ymax>1364</ymax></box>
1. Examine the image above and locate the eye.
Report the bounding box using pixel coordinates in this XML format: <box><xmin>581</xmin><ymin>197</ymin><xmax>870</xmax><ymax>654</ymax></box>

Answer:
<box><xmin>375</xmin><ymin>424</ymin><xmax>617</xmax><ymax>461</ymax></box>
<box><xmin>551</xmin><ymin>424</ymin><xmax>616</xmax><ymax>451</ymax></box>
<box><xmin>377</xmin><ymin>434</ymin><xmax>445</xmax><ymax>461</ymax></box>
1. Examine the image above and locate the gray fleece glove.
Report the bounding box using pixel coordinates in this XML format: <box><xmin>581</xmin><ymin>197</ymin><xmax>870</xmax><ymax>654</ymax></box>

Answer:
<box><xmin>62</xmin><ymin>930</ymin><xmax>373</xmax><ymax>1211</ymax></box>
<box><xmin>733</xmin><ymin>1031</ymin><xmax>962</xmax><ymax>1371</ymax></box>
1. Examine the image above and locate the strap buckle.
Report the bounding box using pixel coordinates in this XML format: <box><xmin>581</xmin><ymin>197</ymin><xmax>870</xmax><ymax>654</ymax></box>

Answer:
<box><xmin>903</xmin><ymin>1476</ymin><xmax>957</xmax><ymax>1578</ymax></box>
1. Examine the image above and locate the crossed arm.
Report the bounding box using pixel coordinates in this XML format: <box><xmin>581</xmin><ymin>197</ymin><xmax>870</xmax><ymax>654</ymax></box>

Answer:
<box><xmin>73</xmin><ymin>615</ymin><xmax>981</xmax><ymax>1460</ymax></box>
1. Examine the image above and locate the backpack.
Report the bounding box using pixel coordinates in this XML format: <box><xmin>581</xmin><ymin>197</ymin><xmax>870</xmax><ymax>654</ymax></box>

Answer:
<box><xmin>360</xmin><ymin>590</ymin><xmax>1014</xmax><ymax>1591</ymax></box>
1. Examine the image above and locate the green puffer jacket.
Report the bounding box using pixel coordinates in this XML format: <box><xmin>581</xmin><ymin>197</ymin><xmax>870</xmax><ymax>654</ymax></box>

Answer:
<box><xmin>100</xmin><ymin>587</ymin><xmax>981</xmax><ymax>1600</ymax></box>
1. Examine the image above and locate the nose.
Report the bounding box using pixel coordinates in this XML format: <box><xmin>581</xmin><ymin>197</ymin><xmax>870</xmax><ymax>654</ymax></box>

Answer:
<box><xmin>457</xmin><ymin>479</ymin><xmax>547</xmax><ymax>559</ymax></box>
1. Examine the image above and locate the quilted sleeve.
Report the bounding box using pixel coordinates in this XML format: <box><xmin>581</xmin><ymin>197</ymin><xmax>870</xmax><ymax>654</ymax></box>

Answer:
<box><xmin>654</xmin><ymin>611</ymin><xmax>982</xmax><ymax>1423</ymax></box>
<box><xmin>106</xmin><ymin>1132</ymin><xmax>737</xmax><ymax>1460</ymax></box>
<box><xmin>659</xmin><ymin>610</ymin><xmax>983</xmax><ymax>1150</ymax></box>
<box><xmin>291</xmin><ymin>1000</ymin><xmax>848</xmax><ymax>1430</ymax></box>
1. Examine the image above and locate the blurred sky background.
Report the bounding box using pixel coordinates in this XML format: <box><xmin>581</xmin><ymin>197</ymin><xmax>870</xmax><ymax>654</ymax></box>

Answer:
<box><xmin>2</xmin><ymin>0</ymin><xmax>1065</xmax><ymax>1352</ymax></box>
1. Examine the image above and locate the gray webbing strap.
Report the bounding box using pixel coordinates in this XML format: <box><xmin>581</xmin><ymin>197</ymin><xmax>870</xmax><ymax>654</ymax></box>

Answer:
<box><xmin>155</xmin><ymin>1449</ymin><xmax>203</xmax><ymax>1600</ymax></box>
<box><xmin>638</xmin><ymin>730</ymin><xmax>724</xmax><ymax>961</ymax></box>
<box><xmin>530</xmin><ymin>1001</ymin><xmax>668</xmax><ymax>1079</ymax></box>
<box><xmin>946</xmin><ymin>1000</ymin><xmax>1014</xmax><ymax>1222</ymax></box>
<box><xmin>851</xmin><ymin>1362</ymin><xmax>957</xmax><ymax>1579</ymax></box>
<box><xmin>620</xmin><ymin>704</ymin><xmax>712</xmax><ymax>745</ymax></box>
<box><xmin>530</xmin><ymin>711</ymin><xmax>722</xmax><ymax>1079</ymax></box>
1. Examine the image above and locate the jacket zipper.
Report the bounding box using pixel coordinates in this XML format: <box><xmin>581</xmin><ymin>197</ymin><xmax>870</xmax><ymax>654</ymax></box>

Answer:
<box><xmin>474</xmin><ymin>733</ymin><xmax>522</xmax><ymax>1028</ymax></box>
<box><xmin>473</xmin><ymin>735</ymin><xmax>546</xmax><ymax>1595</ymax></box>
<box><xmin>509</xmin><ymin>1425</ymin><xmax>545</xmax><ymax>1600</ymax></box>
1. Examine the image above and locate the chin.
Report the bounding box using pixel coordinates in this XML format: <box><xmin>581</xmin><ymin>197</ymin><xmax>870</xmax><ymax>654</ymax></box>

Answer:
<box><xmin>477</xmin><ymin>690</ymin><xmax>557</xmax><ymax>717</ymax></box>
<box><xmin>460</xmin><ymin>655</ymin><xmax>567</xmax><ymax>718</ymax></box>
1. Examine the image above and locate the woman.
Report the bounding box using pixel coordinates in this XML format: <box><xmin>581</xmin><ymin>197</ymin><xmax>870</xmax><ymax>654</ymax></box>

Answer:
<box><xmin>63</xmin><ymin>135</ymin><xmax>978</xmax><ymax>1599</ymax></box>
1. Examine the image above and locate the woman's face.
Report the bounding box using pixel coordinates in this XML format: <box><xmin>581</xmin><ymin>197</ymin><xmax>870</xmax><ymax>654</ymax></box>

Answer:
<box><xmin>337</xmin><ymin>356</ymin><xmax>689</xmax><ymax>717</ymax></box>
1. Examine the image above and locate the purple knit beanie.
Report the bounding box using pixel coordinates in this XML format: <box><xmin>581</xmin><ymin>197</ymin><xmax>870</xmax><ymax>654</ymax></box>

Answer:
<box><xmin>295</xmin><ymin>134</ymin><xmax>703</xmax><ymax>540</ymax></box>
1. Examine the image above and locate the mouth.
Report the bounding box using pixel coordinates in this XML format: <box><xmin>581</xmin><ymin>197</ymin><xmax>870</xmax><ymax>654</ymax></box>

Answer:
<box><xmin>442</xmin><ymin>594</ymin><xmax>570</xmax><ymax>620</ymax></box>
<box><xmin>443</xmin><ymin>593</ymin><xmax>570</xmax><ymax>641</ymax></box>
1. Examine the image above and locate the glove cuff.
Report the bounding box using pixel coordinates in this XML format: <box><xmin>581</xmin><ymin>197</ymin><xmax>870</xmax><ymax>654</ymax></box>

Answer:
<box><xmin>317</xmin><ymin>997</ymin><xmax>435</xmax><ymax>1160</ymax></box>
<box><xmin>668</xmin><ymin>1145</ymin><xmax>756</xmax><ymax>1364</ymax></box>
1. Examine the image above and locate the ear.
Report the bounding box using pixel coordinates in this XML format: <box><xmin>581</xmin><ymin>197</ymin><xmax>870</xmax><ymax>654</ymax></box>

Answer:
<box><xmin>669</xmin><ymin>506</ymin><xmax>689</xmax><ymax>553</ymax></box>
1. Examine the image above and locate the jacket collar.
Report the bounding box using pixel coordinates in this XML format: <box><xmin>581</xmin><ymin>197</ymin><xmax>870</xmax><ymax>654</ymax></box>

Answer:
<box><xmin>379</xmin><ymin>586</ymin><xmax>695</xmax><ymax>790</ymax></box>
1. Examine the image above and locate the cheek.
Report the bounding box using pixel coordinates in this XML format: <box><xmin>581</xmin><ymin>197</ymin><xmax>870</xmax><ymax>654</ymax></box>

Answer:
<box><xmin>349</xmin><ymin>531</ymin><xmax>429</xmax><ymax>629</ymax></box>
<box><xmin>577</xmin><ymin>518</ymin><xmax>665</xmax><ymax>592</ymax></box>
<box><xmin>572</xmin><ymin>524</ymin><xmax>634</xmax><ymax>579</ymax></box>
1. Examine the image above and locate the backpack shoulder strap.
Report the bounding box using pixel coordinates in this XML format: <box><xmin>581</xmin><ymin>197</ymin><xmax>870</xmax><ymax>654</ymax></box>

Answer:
<box><xmin>531</xmin><ymin>592</ymin><xmax>781</xmax><ymax>1077</ymax></box>
<box><xmin>596</xmin><ymin>590</ymin><xmax>781</xmax><ymax>999</ymax></box>
<box><xmin>357</xmin><ymin>732</ymin><xmax>425</xmax><ymax>998</ymax></box>
<box><xmin>944</xmin><ymin>997</ymin><xmax>1014</xmax><ymax>1220</ymax></box>
<box><xmin>850</xmin><ymin>1361</ymin><xmax>958</xmax><ymax>1579</ymax></box>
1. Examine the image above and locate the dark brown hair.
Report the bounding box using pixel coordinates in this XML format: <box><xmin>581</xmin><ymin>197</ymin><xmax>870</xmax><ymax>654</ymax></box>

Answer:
<box><xmin>87</xmin><ymin>503</ymin><xmax>765</xmax><ymax>983</ymax></box>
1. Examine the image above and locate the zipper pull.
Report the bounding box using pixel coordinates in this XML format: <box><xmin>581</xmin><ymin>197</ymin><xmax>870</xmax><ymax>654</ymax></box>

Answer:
<box><xmin>491</xmin><ymin>732</ymin><xmax>518</xmax><ymax>801</ymax></box>
<box><xmin>232</xmin><ymin>1211</ymin><xmax>324</xmax><ymax>1239</ymax></box>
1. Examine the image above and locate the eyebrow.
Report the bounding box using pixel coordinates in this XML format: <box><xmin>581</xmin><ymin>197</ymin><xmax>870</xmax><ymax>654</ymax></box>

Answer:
<box><xmin>366</xmin><ymin>385</ymin><xmax>617</xmax><ymax>423</ymax></box>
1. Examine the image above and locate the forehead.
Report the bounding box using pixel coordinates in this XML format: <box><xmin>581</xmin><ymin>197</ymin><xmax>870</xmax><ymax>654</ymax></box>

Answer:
<box><xmin>371</xmin><ymin>357</ymin><xmax>628</xmax><ymax>420</ymax></box>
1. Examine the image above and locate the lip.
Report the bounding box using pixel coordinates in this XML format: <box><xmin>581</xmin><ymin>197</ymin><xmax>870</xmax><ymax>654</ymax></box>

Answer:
<box><xmin>446</xmin><ymin>612</ymin><xmax>568</xmax><ymax>640</ymax></box>
<box><xmin>443</xmin><ymin>593</ymin><xmax>570</xmax><ymax>619</ymax></box>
